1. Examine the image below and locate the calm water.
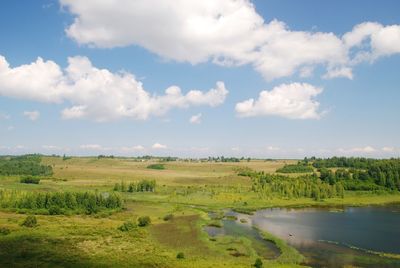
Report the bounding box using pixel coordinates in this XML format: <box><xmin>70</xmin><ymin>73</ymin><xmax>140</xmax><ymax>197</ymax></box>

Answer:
<box><xmin>252</xmin><ymin>205</ymin><xmax>400</xmax><ymax>254</ymax></box>
<box><xmin>206</xmin><ymin>205</ymin><xmax>400</xmax><ymax>267</ymax></box>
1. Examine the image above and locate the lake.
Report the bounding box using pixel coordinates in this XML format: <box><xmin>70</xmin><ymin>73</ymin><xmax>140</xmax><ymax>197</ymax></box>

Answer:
<box><xmin>206</xmin><ymin>205</ymin><xmax>400</xmax><ymax>267</ymax></box>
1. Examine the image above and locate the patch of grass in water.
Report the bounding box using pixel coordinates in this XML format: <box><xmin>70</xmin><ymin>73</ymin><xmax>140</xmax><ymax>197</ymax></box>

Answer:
<box><xmin>255</xmin><ymin>227</ymin><xmax>305</xmax><ymax>265</ymax></box>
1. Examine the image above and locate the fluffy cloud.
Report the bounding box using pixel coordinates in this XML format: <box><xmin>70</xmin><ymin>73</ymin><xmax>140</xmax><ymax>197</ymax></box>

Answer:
<box><xmin>189</xmin><ymin>113</ymin><xmax>202</xmax><ymax>124</ymax></box>
<box><xmin>235</xmin><ymin>83</ymin><xmax>323</xmax><ymax>119</ymax></box>
<box><xmin>0</xmin><ymin>55</ymin><xmax>228</xmax><ymax>121</ymax></box>
<box><xmin>61</xmin><ymin>0</ymin><xmax>400</xmax><ymax>80</ymax></box>
<box><xmin>152</xmin><ymin>143</ymin><xmax>167</xmax><ymax>149</ymax></box>
<box><xmin>23</xmin><ymin>110</ymin><xmax>40</xmax><ymax>121</ymax></box>
<box><xmin>343</xmin><ymin>22</ymin><xmax>400</xmax><ymax>62</ymax></box>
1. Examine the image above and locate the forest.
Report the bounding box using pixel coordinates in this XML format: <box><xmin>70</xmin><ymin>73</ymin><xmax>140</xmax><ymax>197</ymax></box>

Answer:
<box><xmin>0</xmin><ymin>155</ymin><xmax>53</xmax><ymax>176</ymax></box>
<box><xmin>0</xmin><ymin>190</ymin><xmax>123</xmax><ymax>215</ymax></box>
<box><xmin>312</xmin><ymin>157</ymin><xmax>400</xmax><ymax>191</ymax></box>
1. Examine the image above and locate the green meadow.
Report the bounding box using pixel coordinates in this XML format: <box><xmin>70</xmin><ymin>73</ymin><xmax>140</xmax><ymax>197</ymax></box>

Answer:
<box><xmin>1</xmin><ymin>155</ymin><xmax>400</xmax><ymax>267</ymax></box>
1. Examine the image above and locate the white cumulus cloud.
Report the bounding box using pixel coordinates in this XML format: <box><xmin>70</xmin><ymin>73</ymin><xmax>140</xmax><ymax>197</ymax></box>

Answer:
<box><xmin>235</xmin><ymin>83</ymin><xmax>323</xmax><ymax>119</ymax></box>
<box><xmin>0</xmin><ymin>55</ymin><xmax>228</xmax><ymax>121</ymax></box>
<box><xmin>60</xmin><ymin>0</ymin><xmax>400</xmax><ymax>80</ymax></box>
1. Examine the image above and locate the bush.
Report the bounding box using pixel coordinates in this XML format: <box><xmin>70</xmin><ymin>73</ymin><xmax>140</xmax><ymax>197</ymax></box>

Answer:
<box><xmin>118</xmin><ymin>221</ymin><xmax>137</xmax><ymax>232</ymax></box>
<box><xmin>163</xmin><ymin>214</ymin><xmax>174</xmax><ymax>221</ymax></box>
<box><xmin>21</xmin><ymin>215</ymin><xmax>37</xmax><ymax>227</ymax></box>
<box><xmin>0</xmin><ymin>227</ymin><xmax>11</xmax><ymax>235</ymax></box>
<box><xmin>147</xmin><ymin>164</ymin><xmax>165</xmax><ymax>170</ymax></box>
<box><xmin>176</xmin><ymin>252</ymin><xmax>185</xmax><ymax>259</ymax></box>
<box><xmin>48</xmin><ymin>206</ymin><xmax>63</xmax><ymax>215</ymax></box>
<box><xmin>254</xmin><ymin>258</ymin><xmax>263</xmax><ymax>268</ymax></box>
<box><xmin>138</xmin><ymin>216</ymin><xmax>151</xmax><ymax>227</ymax></box>
<box><xmin>20</xmin><ymin>176</ymin><xmax>40</xmax><ymax>184</ymax></box>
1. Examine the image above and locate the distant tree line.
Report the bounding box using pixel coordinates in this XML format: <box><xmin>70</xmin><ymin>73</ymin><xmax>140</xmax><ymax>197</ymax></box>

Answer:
<box><xmin>0</xmin><ymin>190</ymin><xmax>122</xmax><ymax>214</ymax></box>
<box><xmin>310</xmin><ymin>157</ymin><xmax>400</xmax><ymax>191</ymax></box>
<box><xmin>207</xmin><ymin>156</ymin><xmax>241</xmax><ymax>162</ymax></box>
<box><xmin>114</xmin><ymin>180</ymin><xmax>156</xmax><ymax>193</ymax></box>
<box><xmin>0</xmin><ymin>155</ymin><xmax>52</xmax><ymax>176</ymax></box>
<box><xmin>97</xmin><ymin>155</ymin><xmax>115</xmax><ymax>159</ymax></box>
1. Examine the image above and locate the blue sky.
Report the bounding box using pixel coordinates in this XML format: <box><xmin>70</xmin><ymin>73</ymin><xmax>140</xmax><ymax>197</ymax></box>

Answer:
<box><xmin>0</xmin><ymin>0</ymin><xmax>399</xmax><ymax>158</ymax></box>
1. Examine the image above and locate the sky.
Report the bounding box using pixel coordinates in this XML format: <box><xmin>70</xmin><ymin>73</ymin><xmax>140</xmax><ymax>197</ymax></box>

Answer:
<box><xmin>0</xmin><ymin>0</ymin><xmax>399</xmax><ymax>158</ymax></box>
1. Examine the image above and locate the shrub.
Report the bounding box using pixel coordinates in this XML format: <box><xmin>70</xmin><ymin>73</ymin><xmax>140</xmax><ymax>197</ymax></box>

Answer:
<box><xmin>163</xmin><ymin>214</ymin><xmax>174</xmax><ymax>221</ymax></box>
<box><xmin>0</xmin><ymin>227</ymin><xmax>11</xmax><ymax>235</ymax></box>
<box><xmin>138</xmin><ymin>216</ymin><xmax>151</xmax><ymax>227</ymax></box>
<box><xmin>20</xmin><ymin>176</ymin><xmax>40</xmax><ymax>184</ymax></box>
<box><xmin>176</xmin><ymin>252</ymin><xmax>185</xmax><ymax>259</ymax></box>
<box><xmin>21</xmin><ymin>215</ymin><xmax>37</xmax><ymax>227</ymax></box>
<box><xmin>118</xmin><ymin>221</ymin><xmax>137</xmax><ymax>232</ymax></box>
<box><xmin>147</xmin><ymin>164</ymin><xmax>165</xmax><ymax>170</ymax></box>
<box><xmin>48</xmin><ymin>206</ymin><xmax>63</xmax><ymax>215</ymax></box>
<box><xmin>254</xmin><ymin>258</ymin><xmax>263</xmax><ymax>268</ymax></box>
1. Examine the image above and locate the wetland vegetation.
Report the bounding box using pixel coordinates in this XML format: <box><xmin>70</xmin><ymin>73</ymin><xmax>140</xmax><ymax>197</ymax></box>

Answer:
<box><xmin>0</xmin><ymin>155</ymin><xmax>400</xmax><ymax>267</ymax></box>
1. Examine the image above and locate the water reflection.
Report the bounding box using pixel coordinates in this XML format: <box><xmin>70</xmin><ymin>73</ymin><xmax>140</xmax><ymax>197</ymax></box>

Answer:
<box><xmin>252</xmin><ymin>206</ymin><xmax>400</xmax><ymax>254</ymax></box>
<box><xmin>207</xmin><ymin>205</ymin><xmax>400</xmax><ymax>267</ymax></box>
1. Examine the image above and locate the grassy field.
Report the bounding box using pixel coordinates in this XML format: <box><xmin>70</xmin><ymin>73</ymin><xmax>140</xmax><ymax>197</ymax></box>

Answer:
<box><xmin>1</xmin><ymin>156</ymin><xmax>400</xmax><ymax>267</ymax></box>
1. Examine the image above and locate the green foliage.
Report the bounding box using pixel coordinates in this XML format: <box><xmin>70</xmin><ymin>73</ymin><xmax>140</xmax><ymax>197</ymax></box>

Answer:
<box><xmin>0</xmin><ymin>190</ymin><xmax>123</xmax><ymax>215</ymax></box>
<box><xmin>0</xmin><ymin>227</ymin><xmax>10</xmax><ymax>235</ymax></box>
<box><xmin>315</xmin><ymin>158</ymin><xmax>400</xmax><ymax>191</ymax></box>
<box><xmin>276</xmin><ymin>162</ymin><xmax>314</xmax><ymax>173</ymax></box>
<box><xmin>254</xmin><ymin>258</ymin><xmax>263</xmax><ymax>268</ymax></box>
<box><xmin>20</xmin><ymin>176</ymin><xmax>41</xmax><ymax>184</ymax></box>
<box><xmin>48</xmin><ymin>206</ymin><xmax>63</xmax><ymax>215</ymax></box>
<box><xmin>115</xmin><ymin>180</ymin><xmax>156</xmax><ymax>193</ymax></box>
<box><xmin>163</xmin><ymin>214</ymin><xmax>174</xmax><ymax>221</ymax></box>
<box><xmin>250</xmin><ymin>172</ymin><xmax>344</xmax><ymax>200</ymax></box>
<box><xmin>0</xmin><ymin>155</ymin><xmax>52</xmax><ymax>176</ymax></box>
<box><xmin>118</xmin><ymin>221</ymin><xmax>137</xmax><ymax>232</ymax></box>
<box><xmin>21</xmin><ymin>215</ymin><xmax>37</xmax><ymax>227</ymax></box>
<box><xmin>137</xmin><ymin>216</ymin><xmax>151</xmax><ymax>227</ymax></box>
<box><xmin>176</xmin><ymin>252</ymin><xmax>185</xmax><ymax>259</ymax></box>
<box><xmin>147</xmin><ymin>163</ymin><xmax>165</xmax><ymax>170</ymax></box>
